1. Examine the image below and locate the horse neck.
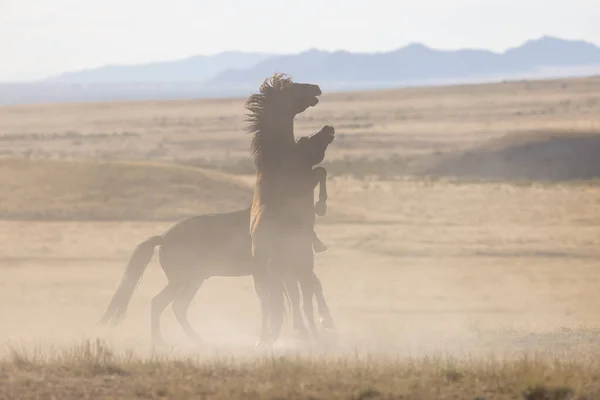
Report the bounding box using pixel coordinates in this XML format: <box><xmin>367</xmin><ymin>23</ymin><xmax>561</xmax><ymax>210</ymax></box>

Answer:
<box><xmin>255</xmin><ymin>111</ymin><xmax>296</xmax><ymax>171</ymax></box>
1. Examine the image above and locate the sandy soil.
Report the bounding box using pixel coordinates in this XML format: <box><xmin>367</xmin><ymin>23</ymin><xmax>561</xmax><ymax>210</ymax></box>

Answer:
<box><xmin>2</xmin><ymin>178</ymin><xmax>599</xmax><ymax>361</ymax></box>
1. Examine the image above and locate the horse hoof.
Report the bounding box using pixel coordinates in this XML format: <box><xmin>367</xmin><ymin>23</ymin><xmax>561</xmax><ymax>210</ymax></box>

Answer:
<box><xmin>320</xmin><ymin>125</ymin><xmax>334</xmax><ymax>134</ymax></box>
<box><xmin>319</xmin><ymin>125</ymin><xmax>335</xmax><ymax>142</ymax></box>
<box><xmin>315</xmin><ymin>201</ymin><xmax>327</xmax><ymax>216</ymax></box>
<box><xmin>313</xmin><ymin>241</ymin><xmax>328</xmax><ymax>253</ymax></box>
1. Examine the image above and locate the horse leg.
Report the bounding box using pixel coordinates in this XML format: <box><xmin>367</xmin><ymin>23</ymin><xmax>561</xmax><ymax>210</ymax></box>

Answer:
<box><xmin>312</xmin><ymin>231</ymin><xmax>328</xmax><ymax>253</ymax></box>
<box><xmin>266</xmin><ymin>273</ymin><xmax>286</xmax><ymax>345</ymax></box>
<box><xmin>313</xmin><ymin>167</ymin><xmax>328</xmax><ymax>217</ymax></box>
<box><xmin>251</xmin><ymin>208</ymin><xmax>287</xmax><ymax>348</ymax></box>
<box><xmin>150</xmin><ymin>282</ymin><xmax>179</xmax><ymax>347</ymax></box>
<box><xmin>252</xmin><ymin>244</ymin><xmax>281</xmax><ymax>348</ymax></box>
<box><xmin>172</xmin><ymin>278</ymin><xmax>205</xmax><ymax>345</ymax></box>
<box><xmin>263</xmin><ymin>252</ymin><xmax>286</xmax><ymax>346</ymax></box>
<box><xmin>311</xmin><ymin>167</ymin><xmax>328</xmax><ymax>253</ymax></box>
<box><xmin>283</xmin><ymin>273</ymin><xmax>309</xmax><ymax>340</ymax></box>
<box><xmin>252</xmin><ymin>272</ymin><xmax>271</xmax><ymax>347</ymax></box>
<box><xmin>312</xmin><ymin>270</ymin><xmax>335</xmax><ymax>329</ymax></box>
<box><xmin>297</xmin><ymin>268</ymin><xmax>320</xmax><ymax>341</ymax></box>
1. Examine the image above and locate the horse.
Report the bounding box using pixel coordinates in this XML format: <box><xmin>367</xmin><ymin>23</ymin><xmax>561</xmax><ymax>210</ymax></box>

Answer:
<box><xmin>246</xmin><ymin>73</ymin><xmax>336</xmax><ymax>347</ymax></box>
<box><xmin>98</xmin><ymin>165</ymin><xmax>334</xmax><ymax>347</ymax></box>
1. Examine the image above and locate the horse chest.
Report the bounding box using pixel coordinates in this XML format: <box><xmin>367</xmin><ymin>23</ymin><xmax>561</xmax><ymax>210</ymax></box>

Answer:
<box><xmin>254</xmin><ymin>168</ymin><xmax>313</xmax><ymax>204</ymax></box>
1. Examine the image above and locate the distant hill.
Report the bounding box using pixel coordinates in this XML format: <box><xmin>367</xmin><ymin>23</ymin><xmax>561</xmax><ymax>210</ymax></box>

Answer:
<box><xmin>422</xmin><ymin>130</ymin><xmax>600</xmax><ymax>181</ymax></box>
<box><xmin>3</xmin><ymin>36</ymin><xmax>600</xmax><ymax>105</ymax></box>
<box><xmin>210</xmin><ymin>36</ymin><xmax>600</xmax><ymax>87</ymax></box>
<box><xmin>0</xmin><ymin>159</ymin><xmax>252</xmax><ymax>220</ymax></box>
<box><xmin>49</xmin><ymin>51</ymin><xmax>273</xmax><ymax>83</ymax></box>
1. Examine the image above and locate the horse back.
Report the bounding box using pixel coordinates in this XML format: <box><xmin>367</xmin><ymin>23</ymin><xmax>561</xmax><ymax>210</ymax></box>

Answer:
<box><xmin>160</xmin><ymin>208</ymin><xmax>252</xmax><ymax>266</ymax></box>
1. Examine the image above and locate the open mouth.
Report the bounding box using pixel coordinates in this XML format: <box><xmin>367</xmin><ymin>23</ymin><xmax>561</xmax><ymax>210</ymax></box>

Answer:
<box><xmin>294</xmin><ymin>91</ymin><xmax>321</xmax><ymax>113</ymax></box>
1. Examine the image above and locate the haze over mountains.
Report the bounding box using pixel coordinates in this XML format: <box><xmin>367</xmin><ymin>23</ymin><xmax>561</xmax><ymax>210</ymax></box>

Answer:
<box><xmin>51</xmin><ymin>52</ymin><xmax>274</xmax><ymax>84</ymax></box>
<box><xmin>3</xmin><ymin>36</ymin><xmax>600</xmax><ymax>105</ymax></box>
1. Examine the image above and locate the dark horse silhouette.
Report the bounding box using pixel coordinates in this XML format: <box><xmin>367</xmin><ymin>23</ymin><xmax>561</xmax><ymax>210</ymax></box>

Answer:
<box><xmin>97</xmin><ymin>167</ymin><xmax>334</xmax><ymax>347</ymax></box>
<box><xmin>98</xmin><ymin>86</ymin><xmax>335</xmax><ymax>347</ymax></box>
<box><xmin>247</xmin><ymin>73</ymin><xmax>335</xmax><ymax>347</ymax></box>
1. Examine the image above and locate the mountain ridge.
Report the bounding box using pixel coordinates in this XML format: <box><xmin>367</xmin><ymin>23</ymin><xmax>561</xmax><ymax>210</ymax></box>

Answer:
<box><xmin>48</xmin><ymin>36</ymin><xmax>600</xmax><ymax>86</ymax></box>
<box><xmin>48</xmin><ymin>51</ymin><xmax>274</xmax><ymax>83</ymax></box>
<box><xmin>209</xmin><ymin>36</ymin><xmax>600</xmax><ymax>86</ymax></box>
<box><xmin>3</xmin><ymin>35</ymin><xmax>600</xmax><ymax>106</ymax></box>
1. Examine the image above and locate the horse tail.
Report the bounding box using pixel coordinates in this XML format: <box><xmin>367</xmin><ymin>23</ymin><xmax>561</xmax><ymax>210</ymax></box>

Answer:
<box><xmin>98</xmin><ymin>235</ymin><xmax>162</xmax><ymax>326</ymax></box>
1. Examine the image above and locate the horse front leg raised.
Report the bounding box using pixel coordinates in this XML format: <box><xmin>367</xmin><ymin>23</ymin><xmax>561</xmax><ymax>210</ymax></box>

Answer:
<box><xmin>313</xmin><ymin>166</ymin><xmax>328</xmax><ymax>217</ymax></box>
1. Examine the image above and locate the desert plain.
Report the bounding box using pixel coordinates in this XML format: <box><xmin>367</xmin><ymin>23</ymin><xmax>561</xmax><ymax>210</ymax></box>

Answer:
<box><xmin>1</xmin><ymin>76</ymin><xmax>600</xmax><ymax>399</ymax></box>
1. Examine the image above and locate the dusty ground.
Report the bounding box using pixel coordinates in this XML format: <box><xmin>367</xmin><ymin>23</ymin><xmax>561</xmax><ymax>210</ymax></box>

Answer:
<box><xmin>2</xmin><ymin>176</ymin><xmax>600</xmax><ymax>355</ymax></box>
<box><xmin>2</xmin><ymin>76</ymin><xmax>600</xmax><ymax>398</ymax></box>
<box><xmin>2</xmin><ymin>177</ymin><xmax>600</xmax><ymax>398</ymax></box>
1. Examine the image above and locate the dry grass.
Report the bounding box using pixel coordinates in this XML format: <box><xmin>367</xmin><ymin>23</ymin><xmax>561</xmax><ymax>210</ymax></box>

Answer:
<box><xmin>3</xmin><ymin>75</ymin><xmax>600</xmax><ymax>398</ymax></box>
<box><xmin>0</xmin><ymin>158</ymin><xmax>251</xmax><ymax>220</ymax></box>
<box><xmin>2</xmin><ymin>177</ymin><xmax>600</xmax><ymax>398</ymax></box>
<box><xmin>2</xmin><ymin>339</ymin><xmax>598</xmax><ymax>399</ymax></box>
<box><xmin>2</xmin><ymin>75</ymin><xmax>600</xmax><ymax>180</ymax></box>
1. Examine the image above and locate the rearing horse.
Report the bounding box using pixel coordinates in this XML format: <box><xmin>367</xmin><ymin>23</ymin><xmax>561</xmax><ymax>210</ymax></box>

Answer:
<box><xmin>246</xmin><ymin>73</ymin><xmax>335</xmax><ymax>347</ymax></box>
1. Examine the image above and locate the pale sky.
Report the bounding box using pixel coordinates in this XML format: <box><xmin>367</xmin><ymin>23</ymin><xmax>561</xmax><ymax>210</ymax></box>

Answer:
<box><xmin>1</xmin><ymin>0</ymin><xmax>599</xmax><ymax>82</ymax></box>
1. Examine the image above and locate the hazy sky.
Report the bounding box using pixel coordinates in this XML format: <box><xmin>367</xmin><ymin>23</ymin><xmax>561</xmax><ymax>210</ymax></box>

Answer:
<box><xmin>1</xmin><ymin>0</ymin><xmax>599</xmax><ymax>81</ymax></box>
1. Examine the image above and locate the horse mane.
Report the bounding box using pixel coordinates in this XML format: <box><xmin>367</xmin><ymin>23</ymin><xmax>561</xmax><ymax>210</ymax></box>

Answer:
<box><xmin>245</xmin><ymin>73</ymin><xmax>295</xmax><ymax>167</ymax></box>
